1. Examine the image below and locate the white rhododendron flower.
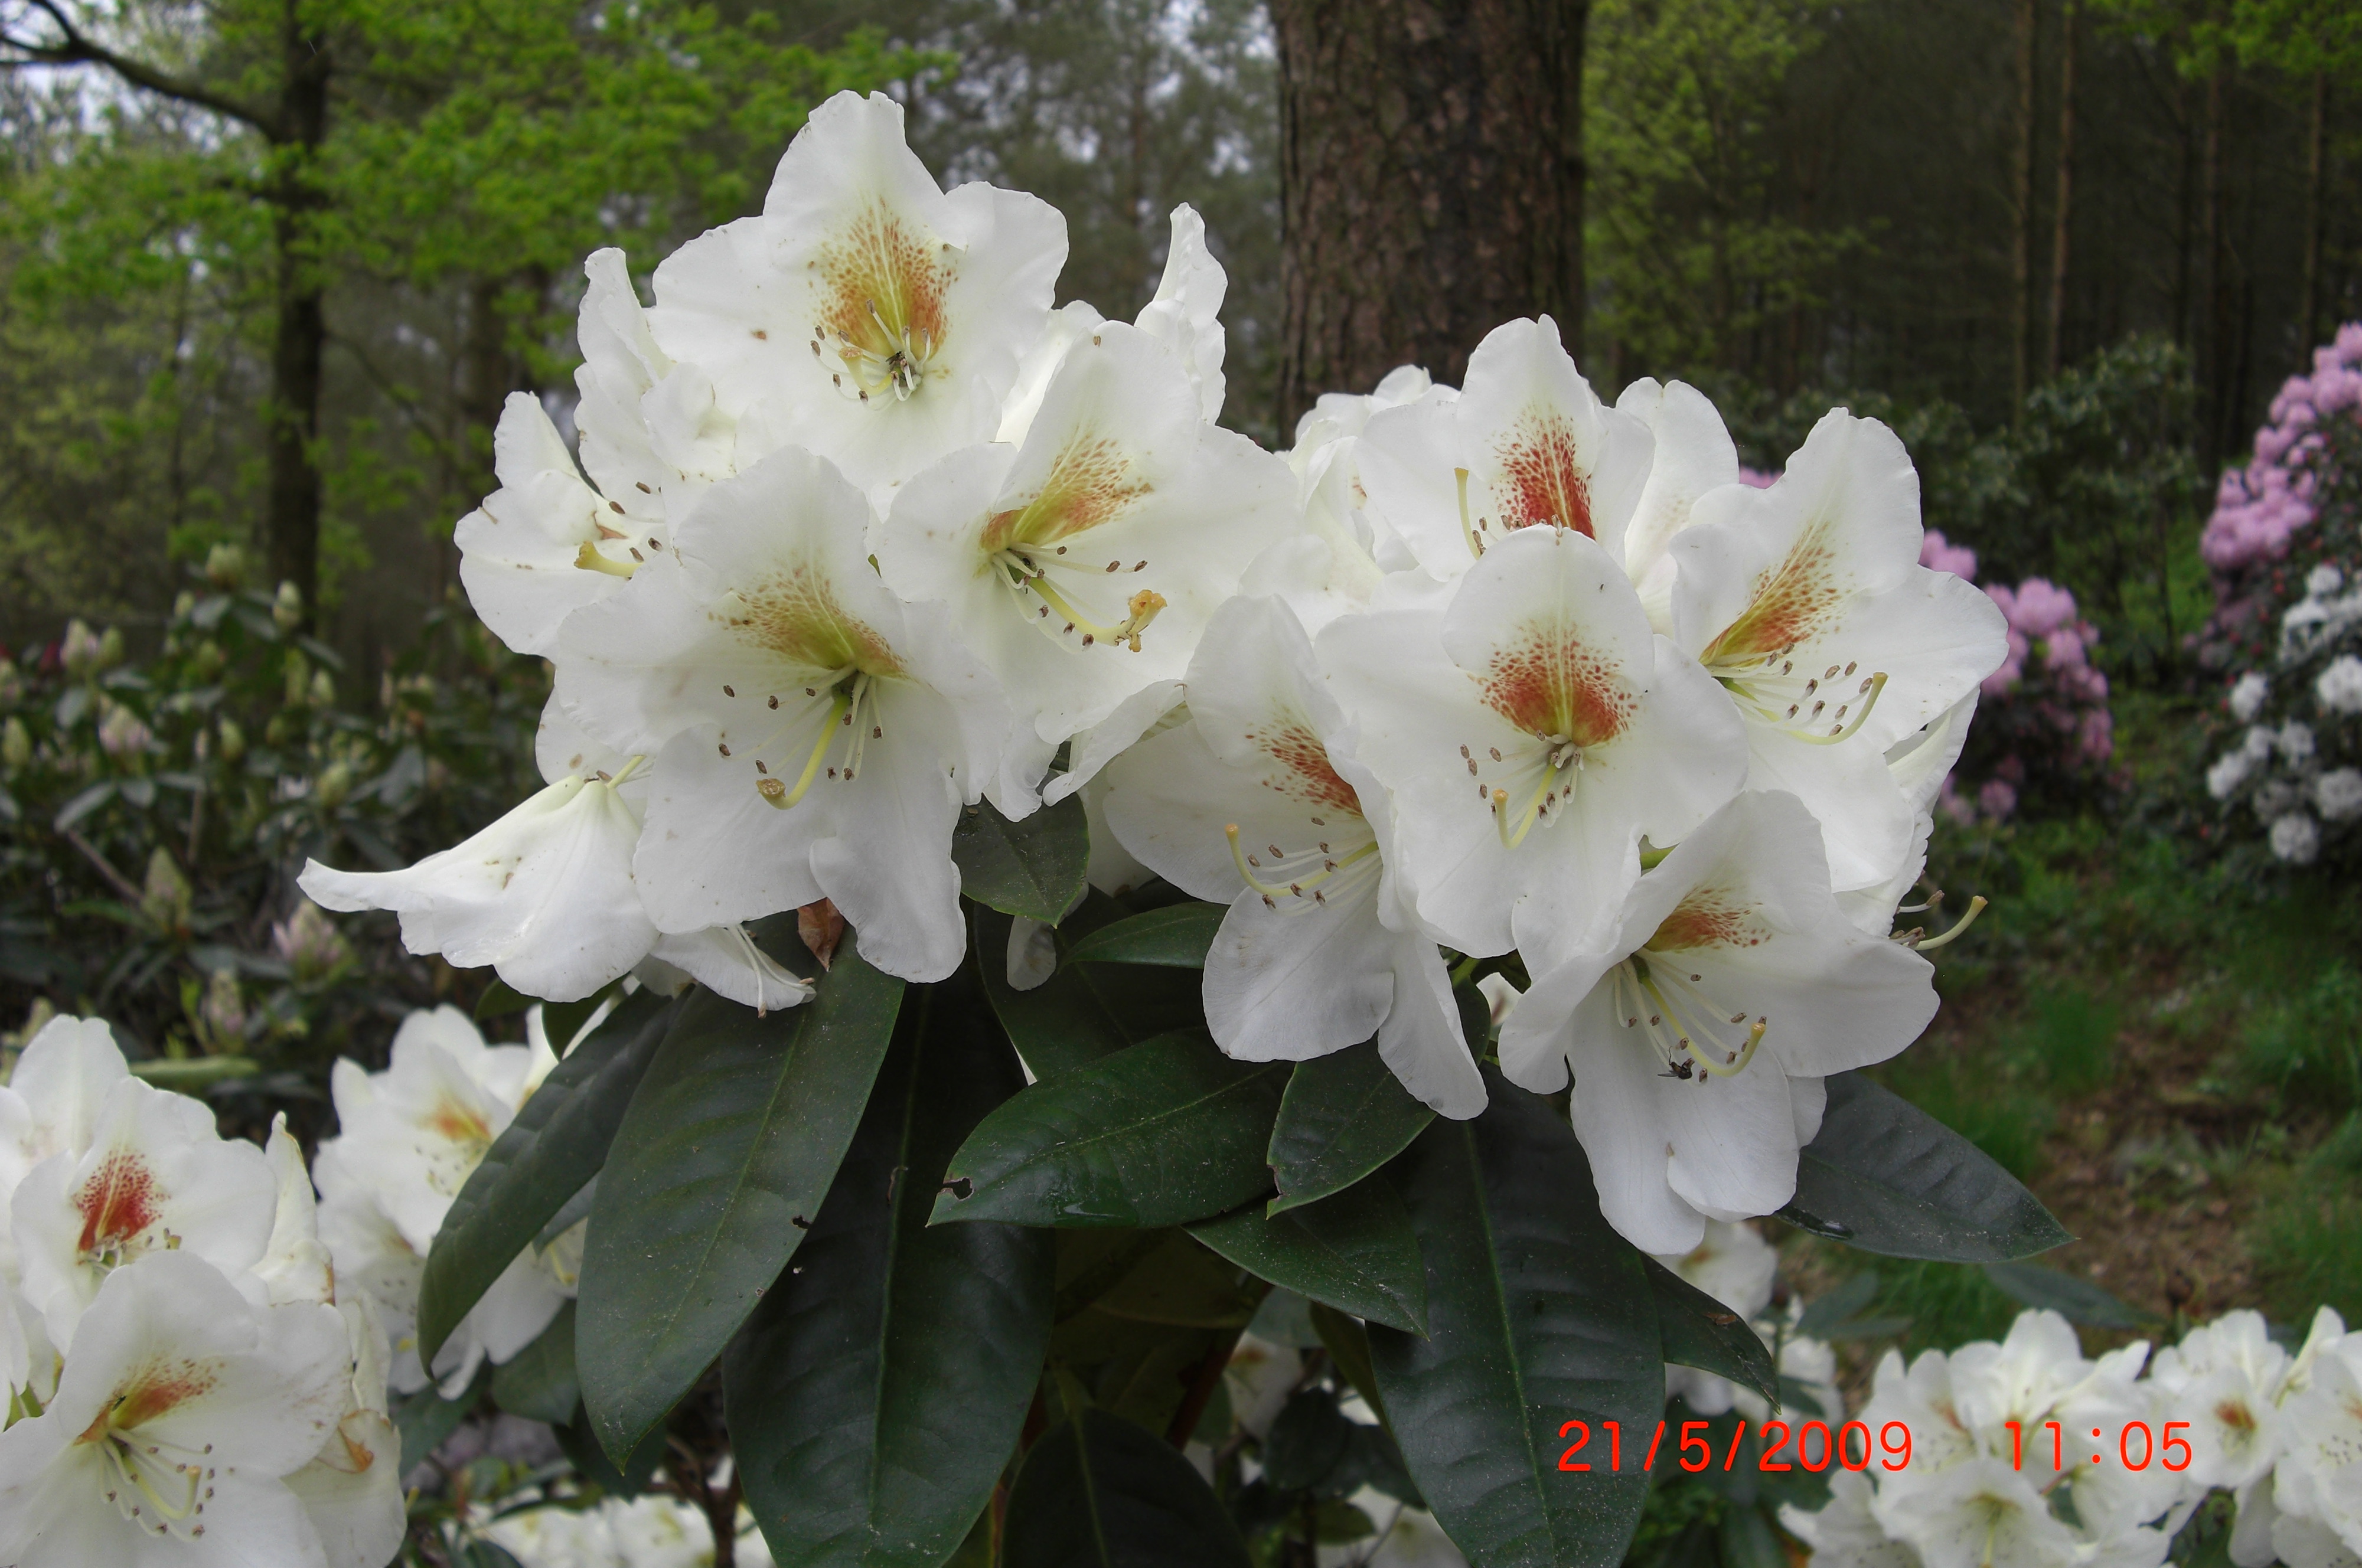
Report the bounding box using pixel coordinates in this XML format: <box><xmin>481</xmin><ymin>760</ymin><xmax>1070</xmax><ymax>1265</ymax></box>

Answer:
<box><xmin>1666</xmin><ymin>410</ymin><xmax>2008</xmax><ymax>890</ymax></box>
<box><xmin>1100</xmin><ymin>595</ymin><xmax>1485</xmax><ymax>1117</ymax></box>
<box><xmin>1498</xmin><ymin>790</ymin><xmax>1937</xmax><ymax>1252</ymax></box>
<box><xmin>312</xmin><ymin>1006</ymin><xmax>570</xmax><ymax>1394</ymax></box>
<box><xmin>1356</xmin><ymin>315</ymin><xmax>1654</xmax><ymax>582</ymax></box>
<box><xmin>647</xmin><ymin>90</ymin><xmax>1065</xmax><ymax>496</ymax></box>
<box><xmin>879</xmin><ymin>319</ymin><xmax>1296</xmax><ymax>752</ymax></box>
<box><xmin>12</xmin><ymin>1072</ymin><xmax>277</xmax><ymax>1350</ymax></box>
<box><xmin>1322</xmin><ymin>523</ymin><xmax>1747</xmax><ymax>971</ymax></box>
<box><xmin>300</xmin><ymin>763</ymin><xmax>656</xmax><ymax>1004</ymax></box>
<box><xmin>0</xmin><ymin>1251</ymin><xmax>359</xmax><ymax>1566</ymax></box>
<box><xmin>555</xmin><ymin>445</ymin><xmax>1012</xmax><ymax>983</ymax></box>
<box><xmin>301</xmin><ymin>718</ymin><xmax>807</xmax><ymax>1012</ymax></box>
<box><xmin>1612</xmin><ymin>376</ymin><xmax>1741</xmax><ymax>630</ymax></box>
<box><xmin>2266</xmin><ymin>1320</ymin><xmax>2362</xmax><ymax>1568</ymax></box>
<box><xmin>1789</xmin><ymin>1309</ymin><xmax>2198</xmax><ymax>1568</ymax></box>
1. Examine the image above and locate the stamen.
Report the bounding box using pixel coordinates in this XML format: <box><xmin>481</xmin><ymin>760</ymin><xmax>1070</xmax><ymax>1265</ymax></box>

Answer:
<box><xmin>573</xmin><ymin>542</ymin><xmax>637</xmax><ymax>579</ymax></box>
<box><xmin>1907</xmin><ymin>895</ymin><xmax>1988</xmax><ymax>952</ymax></box>
<box><xmin>1454</xmin><ymin>468</ymin><xmax>1486</xmax><ymax>560</ymax></box>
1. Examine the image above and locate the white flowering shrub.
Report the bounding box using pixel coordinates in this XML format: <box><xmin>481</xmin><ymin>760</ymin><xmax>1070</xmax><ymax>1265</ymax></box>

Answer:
<box><xmin>1780</xmin><ymin>1302</ymin><xmax>2362</xmax><ymax>1568</ymax></box>
<box><xmin>2200</xmin><ymin>328</ymin><xmax>2362</xmax><ymax>868</ymax></box>
<box><xmin>4</xmin><ymin>92</ymin><xmax>2080</xmax><ymax>1564</ymax></box>
<box><xmin>0</xmin><ymin>1015</ymin><xmax>404</xmax><ymax>1567</ymax></box>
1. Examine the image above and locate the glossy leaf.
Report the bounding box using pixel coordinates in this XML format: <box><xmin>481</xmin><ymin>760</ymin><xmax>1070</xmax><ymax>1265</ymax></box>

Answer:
<box><xmin>974</xmin><ymin>901</ymin><xmax>1202</xmax><ymax>1081</ymax></box>
<box><xmin>952</xmin><ymin>794</ymin><xmax>1090</xmax><ymax>923</ymax></box>
<box><xmin>1369</xmin><ymin>1069</ymin><xmax>1662</xmax><ymax>1567</ymax></box>
<box><xmin>417</xmin><ymin>992</ymin><xmax>674</xmax><ymax>1366</ymax></box>
<box><xmin>577</xmin><ymin>950</ymin><xmax>903</xmax><ymax>1461</ymax></box>
<box><xmin>1001</xmin><ymin>1406</ymin><xmax>1251</xmax><ymax>1568</ymax></box>
<box><xmin>1188</xmin><ymin>1180</ymin><xmax>1427</xmax><ymax>1334</ymax></box>
<box><xmin>1060</xmin><ymin>901</ymin><xmax>1225</xmax><ymax>968</ymax></box>
<box><xmin>394</xmin><ymin>1368</ymin><xmax>483</xmax><ymax>1472</ymax></box>
<box><xmin>1266</xmin><ymin>1044</ymin><xmax>1434</xmax><ymax>1216</ymax></box>
<box><xmin>1310</xmin><ymin>1301</ymin><xmax>1388</xmax><ymax>1427</ymax></box>
<box><xmin>1643</xmin><ymin>1257</ymin><xmax>1777</xmax><ymax>1407</ymax></box>
<box><xmin>725</xmin><ymin>969</ymin><xmax>1053</xmax><ymax>1568</ymax></box>
<box><xmin>1982</xmin><ymin>1261</ymin><xmax>2156</xmax><ymax>1327</ymax></box>
<box><xmin>1780</xmin><ymin>1073</ymin><xmax>2072</xmax><ymax>1262</ymax></box>
<box><xmin>935</xmin><ymin>1029</ymin><xmax>1285</xmax><ymax>1229</ymax></box>
<box><xmin>491</xmin><ymin>1301</ymin><xmax>579</xmax><ymax>1425</ymax></box>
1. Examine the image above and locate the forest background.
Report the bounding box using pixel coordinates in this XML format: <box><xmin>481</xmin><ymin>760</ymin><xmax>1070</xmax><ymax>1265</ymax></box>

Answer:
<box><xmin>6</xmin><ymin>0</ymin><xmax>2362</xmax><ymax>1373</ymax></box>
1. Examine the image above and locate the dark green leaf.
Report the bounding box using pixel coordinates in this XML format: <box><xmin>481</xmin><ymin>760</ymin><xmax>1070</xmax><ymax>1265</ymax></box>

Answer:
<box><xmin>1309</xmin><ymin>1302</ymin><xmax>1387</xmax><ymax>1427</ymax></box>
<box><xmin>539</xmin><ymin>986</ymin><xmax>619</xmax><ymax>1055</ymax></box>
<box><xmin>457</xmin><ymin>1542</ymin><xmax>526</xmax><ymax>1568</ymax></box>
<box><xmin>1187</xmin><ymin>1180</ymin><xmax>1427</xmax><ymax>1334</ymax></box>
<box><xmin>472</xmin><ymin>978</ymin><xmax>533</xmax><ymax>1021</ymax></box>
<box><xmin>952</xmin><ymin>795</ymin><xmax>1090</xmax><ymax>923</ymax></box>
<box><xmin>1001</xmin><ymin>1407</ymin><xmax>1251</xmax><ymax>1568</ymax></box>
<box><xmin>1061</xmin><ymin>902</ymin><xmax>1225</xmax><ymax>968</ymax></box>
<box><xmin>1719</xmin><ymin>1504</ymin><xmax>1787</xmax><ymax>1568</ymax></box>
<box><xmin>554</xmin><ymin>1404</ymin><xmax>663</xmax><ymax>1498</ymax></box>
<box><xmin>1792</xmin><ymin>1270</ymin><xmax>1880</xmax><ymax>1340</ymax></box>
<box><xmin>1370</xmin><ymin>1069</ymin><xmax>1662</xmax><ymax>1567</ymax></box>
<box><xmin>1982</xmin><ymin>1261</ymin><xmax>2157</xmax><ymax>1327</ymax></box>
<box><xmin>491</xmin><ymin>1301</ymin><xmax>579</xmax><ymax>1425</ymax></box>
<box><xmin>725</xmin><ymin>968</ymin><xmax>1053</xmax><ymax>1568</ymax></box>
<box><xmin>577</xmin><ymin>950</ymin><xmax>903</xmax><ymax>1461</ymax></box>
<box><xmin>1266</xmin><ymin>1044</ymin><xmax>1434</xmax><ymax>1215</ymax></box>
<box><xmin>1644</xmin><ymin>1257</ymin><xmax>1778</xmax><ymax>1408</ymax></box>
<box><xmin>1780</xmin><ymin>1073</ymin><xmax>2073</xmax><ymax>1262</ymax></box>
<box><xmin>417</xmin><ymin>993</ymin><xmax>675</xmax><ymax>1367</ymax></box>
<box><xmin>974</xmin><ymin>901</ymin><xmax>1202</xmax><ymax>1081</ymax></box>
<box><xmin>934</xmin><ymin>1029</ymin><xmax>1284</xmax><ymax>1229</ymax></box>
<box><xmin>394</xmin><ymin>1368</ymin><xmax>483</xmax><ymax>1472</ymax></box>
<box><xmin>1262</xmin><ymin>1387</ymin><xmax>1358</xmax><ymax>1491</ymax></box>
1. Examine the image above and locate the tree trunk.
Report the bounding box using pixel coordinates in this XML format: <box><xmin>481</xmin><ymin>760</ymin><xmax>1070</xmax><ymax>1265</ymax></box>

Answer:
<box><xmin>2010</xmin><ymin>0</ymin><xmax>2037</xmax><ymax>413</ymax></box>
<box><xmin>2302</xmin><ymin>70</ymin><xmax>2328</xmax><ymax>350</ymax></box>
<box><xmin>264</xmin><ymin>1</ymin><xmax>331</xmax><ymax>623</ymax></box>
<box><xmin>2045</xmin><ymin>0</ymin><xmax>2076</xmax><ymax>378</ymax></box>
<box><xmin>1271</xmin><ymin>0</ymin><xmax>1588</xmax><ymax>435</ymax></box>
<box><xmin>2201</xmin><ymin>66</ymin><xmax>2230</xmax><ymax>464</ymax></box>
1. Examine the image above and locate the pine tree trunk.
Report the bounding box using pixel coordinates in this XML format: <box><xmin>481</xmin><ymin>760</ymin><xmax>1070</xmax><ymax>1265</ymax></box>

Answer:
<box><xmin>2045</xmin><ymin>0</ymin><xmax>2076</xmax><ymax>378</ymax></box>
<box><xmin>263</xmin><ymin>1</ymin><xmax>331</xmax><ymax>624</ymax></box>
<box><xmin>2010</xmin><ymin>0</ymin><xmax>2037</xmax><ymax>413</ymax></box>
<box><xmin>1271</xmin><ymin>0</ymin><xmax>1588</xmax><ymax>435</ymax></box>
<box><xmin>2302</xmin><ymin>70</ymin><xmax>2329</xmax><ymax>349</ymax></box>
<box><xmin>2201</xmin><ymin>67</ymin><xmax>2230</xmax><ymax>464</ymax></box>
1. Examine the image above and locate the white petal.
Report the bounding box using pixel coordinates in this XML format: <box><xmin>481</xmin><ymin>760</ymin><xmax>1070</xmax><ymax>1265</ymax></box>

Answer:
<box><xmin>645</xmin><ymin>927</ymin><xmax>814</xmax><ymax>1014</ymax></box>
<box><xmin>1204</xmin><ymin>889</ymin><xmax>1394</xmax><ymax>1063</ymax></box>
<box><xmin>1375</xmin><ymin>930</ymin><xmax>1486</xmax><ymax>1119</ymax></box>
<box><xmin>1133</xmin><ymin>203</ymin><xmax>1228</xmax><ymax>422</ymax></box>
<box><xmin>455</xmin><ymin>393</ymin><xmax>624</xmax><ymax>656</ymax></box>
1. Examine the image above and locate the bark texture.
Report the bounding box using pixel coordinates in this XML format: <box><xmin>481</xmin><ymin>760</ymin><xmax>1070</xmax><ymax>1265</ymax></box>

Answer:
<box><xmin>1271</xmin><ymin>0</ymin><xmax>1588</xmax><ymax>436</ymax></box>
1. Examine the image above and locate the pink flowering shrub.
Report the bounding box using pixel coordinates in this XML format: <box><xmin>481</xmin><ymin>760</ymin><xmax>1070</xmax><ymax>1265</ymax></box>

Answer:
<box><xmin>1919</xmin><ymin>532</ymin><xmax>2114</xmax><ymax>824</ymax></box>
<box><xmin>2197</xmin><ymin>325</ymin><xmax>2362</xmax><ymax>868</ymax></box>
<box><xmin>2197</xmin><ymin>323</ymin><xmax>2362</xmax><ymax>672</ymax></box>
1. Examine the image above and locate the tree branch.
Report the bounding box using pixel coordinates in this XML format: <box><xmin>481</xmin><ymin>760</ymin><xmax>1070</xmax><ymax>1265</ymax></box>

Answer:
<box><xmin>2</xmin><ymin>1</ymin><xmax>276</xmax><ymax>135</ymax></box>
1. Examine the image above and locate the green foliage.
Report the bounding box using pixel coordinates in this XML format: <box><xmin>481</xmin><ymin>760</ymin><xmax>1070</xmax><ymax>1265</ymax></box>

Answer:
<box><xmin>576</xmin><ymin>954</ymin><xmax>905</xmax><ymax>1459</ymax></box>
<box><xmin>951</xmin><ymin>794</ymin><xmax>1092</xmax><ymax>924</ymax></box>
<box><xmin>1370</xmin><ymin>1073</ymin><xmax>1662</xmax><ymax>1564</ymax></box>
<box><xmin>2237</xmin><ymin>962</ymin><xmax>2362</xmax><ymax>1112</ymax></box>
<box><xmin>1264</xmin><ymin>1041</ymin><xmax>1436</xmax><ymax>1214</ymax></box>
<box><xmin>1585</xmin><ymin>0</ymin><xmax>1865</xmax><ymax>383</ymax></box>
<box><xmin>0</xmin><ymin>560</ymin><xmax>546</xmax><ymax>1093</ymax></box>
<box><xmin>724</xmin><ymin>968</ymin><xmax>1052</xmax><ymax>1567</ymax></box>
<box><xmin>417</xmin><ymin>989</ymin><xmax>676</xmax><ymax>1366</ymax></box>
<box><xmin>1781</xmin><ymin>1073</ymin><xmax>2073</xmax><ymax>1259</ymax></box>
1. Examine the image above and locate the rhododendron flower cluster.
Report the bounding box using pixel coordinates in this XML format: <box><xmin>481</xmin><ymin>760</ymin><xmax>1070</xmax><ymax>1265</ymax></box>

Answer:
<box><xmin>1907</xmin><ymin>532</ymin><xmax>2112</xmax><ymax>824</ymax></box>
<box><xmin>296</xmin><ymin>88</ymin><xmax>2007</xmax><ymax>1262</ymax></box>
<box><xmin>1784</xmin><ymin>1304</ymin><xmax>2362</xmax><ymax>1568</ymax></box>
<box><xmin>0</xmin><ymin>1015</ymin><xmax>403</xmax><ymax>1568</ymax></box>
<box><xmin>2201</xmin><ymin>323</ymin><xmax>2362</xmax><ymax>576</ymax></box>
<box><xmin>2197</xmin><ymin>326</ymin><xmax>2362</xmax><ymax>870</ymax></box>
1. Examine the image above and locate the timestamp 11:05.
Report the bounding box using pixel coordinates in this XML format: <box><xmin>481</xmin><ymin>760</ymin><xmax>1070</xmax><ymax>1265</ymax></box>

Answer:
<box><xmin>1553</xmin><ymin>1419</ymin><xmax>2202</xmax><ymax>1475</ymax></box>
